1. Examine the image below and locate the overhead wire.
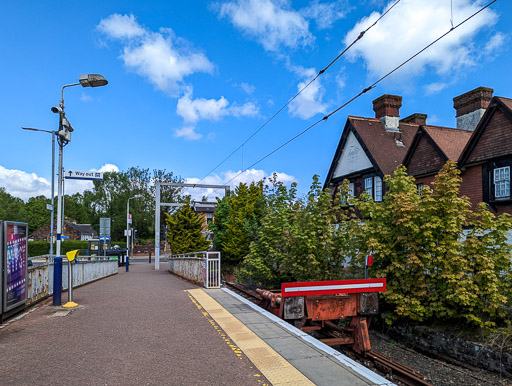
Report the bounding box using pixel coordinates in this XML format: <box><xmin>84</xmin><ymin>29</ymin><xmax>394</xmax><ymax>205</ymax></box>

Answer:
<box><xmin>206</xmin><ymin>0</ymin><xmax>497</xmax><ymax>199</ymax></box>
<box><xmin>198</xmin><ymin>0</ymin><xmax>403</xmax><ymax>183</ymax></box>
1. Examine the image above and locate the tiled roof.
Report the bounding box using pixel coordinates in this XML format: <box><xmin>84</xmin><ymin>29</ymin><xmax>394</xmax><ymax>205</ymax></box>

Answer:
<box><xmin>66</xmin><ymin>222</ymin><xmax>97</xmax><ymax>236</ymax></box>
<box><xmin>348</xmin><ymin>116</ymin><xmax>417</xmax><ymax>176</ymax></box>
<box><xmin>496</xmin><ymin>96</ymin><xmax>512</xmax><ymax>112</ymax></box>
<box><xmin>422</xmin><ymin>125</ymin><xmax>472</xmax><ymax>160</ymax></box>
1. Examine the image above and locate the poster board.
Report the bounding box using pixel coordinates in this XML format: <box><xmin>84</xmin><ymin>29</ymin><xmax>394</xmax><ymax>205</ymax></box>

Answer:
<box><xmin>3</xmin><ymin>222</ymin><xmax>28</xmax><ymax>312</ymax></box>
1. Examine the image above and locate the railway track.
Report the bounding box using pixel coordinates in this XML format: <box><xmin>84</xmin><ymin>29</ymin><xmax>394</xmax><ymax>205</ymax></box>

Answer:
<box><xmin>225</xmin><ymin>282</ymin><xmax>431</xmax><ymax>386</ymax></box>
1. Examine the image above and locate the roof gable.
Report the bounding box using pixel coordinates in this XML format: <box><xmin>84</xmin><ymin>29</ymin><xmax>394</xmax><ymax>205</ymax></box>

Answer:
<box><xmin>459</xmin><ymin>97</ymin><xmax>512</xmax><ymax>166</ymax></box>
<box><xmin>332</xmin><ymin>131</ymin><xmax>373</xmax><ymax>178</ymax></box>
<box><xmin>404</xmin><ymin>129</ymin><xmax>447</xmax><ymax>176</ymax></box>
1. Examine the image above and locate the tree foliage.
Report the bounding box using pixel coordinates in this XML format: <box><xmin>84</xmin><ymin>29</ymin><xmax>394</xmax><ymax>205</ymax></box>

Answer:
<box><xmin>210</xmin><ymin>181</ymin><xmax>264</xmax><ymax>269</ymax></box>
<box><xmin>165</xmin><ymin>201</ymin><xmax>209</xmax><ymax>254</ymax></box>
<box><xmin>237</xmin><ymin>175</ymin><xmax>350</xmax><ymax>287</ymax></box>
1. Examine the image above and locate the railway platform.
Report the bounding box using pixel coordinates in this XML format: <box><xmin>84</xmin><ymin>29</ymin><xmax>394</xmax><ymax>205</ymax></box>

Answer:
<box><xmin>0</xmin><ymin>263</ymin><xmax>392</xmax><ymax>385</ymax></box>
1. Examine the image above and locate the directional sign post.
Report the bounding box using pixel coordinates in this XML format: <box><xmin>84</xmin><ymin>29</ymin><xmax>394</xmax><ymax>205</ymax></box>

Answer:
<box><xmin>64</xmin><ymin>170</ymin><xmax>103</xmax><ymax>181</ymax></box>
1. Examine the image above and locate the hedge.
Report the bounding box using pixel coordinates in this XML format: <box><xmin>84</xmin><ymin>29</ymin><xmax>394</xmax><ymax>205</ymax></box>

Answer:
<box><xmin>28</xmin><ymin>240</ymin><xmax>128</xmax><ymax>257</ymax></box>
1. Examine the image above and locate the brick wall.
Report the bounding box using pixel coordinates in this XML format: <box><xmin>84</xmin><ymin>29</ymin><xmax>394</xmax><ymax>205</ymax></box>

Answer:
<box><xmin>30</xmin><ymin>223</ymin><xmax>87</xmax><ymax>241</ymax></box>
<box><xmin>467</xmin><ymin>109</ymin><xmax>512</xmax><ymax>163</ymax></box>
<box><xmin>460</xmin><ymin>165</ymin><xmax>483</xmax><ymax>210</ymax></box>
<box><xmin>407</xmin><ymin>136</ymin><xmax>446</xmax><ymax>176</ymax></box>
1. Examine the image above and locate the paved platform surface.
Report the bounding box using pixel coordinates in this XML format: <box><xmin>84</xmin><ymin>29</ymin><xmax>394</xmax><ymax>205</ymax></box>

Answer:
<box><xmin>0</xmin><ymin>263</ymin><xmax>391</xmax><ymax>385</ymax></box>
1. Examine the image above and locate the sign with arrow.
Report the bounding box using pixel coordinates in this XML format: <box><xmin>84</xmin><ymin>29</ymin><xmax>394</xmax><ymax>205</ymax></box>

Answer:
<box><xmin>64</xmin><ymin>170</ymin><xmax>103</xmax><ymax>181</ymax></box>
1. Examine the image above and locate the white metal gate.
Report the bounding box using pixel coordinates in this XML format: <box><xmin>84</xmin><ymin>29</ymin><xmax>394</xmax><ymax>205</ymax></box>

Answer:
<box><xmin>169</xmin><ymin>251</ymin><xmax>221</xmax><ymax>289</ymax></box>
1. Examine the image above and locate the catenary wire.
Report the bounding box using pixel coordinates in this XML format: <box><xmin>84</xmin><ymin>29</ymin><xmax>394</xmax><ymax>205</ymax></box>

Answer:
<box><xmin>205</xmin><ymin>0</ymin><xmax>497</xmax><ymax>199</ymax></box>
<box><xmin>198</xmin><ymin>0</ymin><xmax>403</xmax><ymax>183</ymax></box>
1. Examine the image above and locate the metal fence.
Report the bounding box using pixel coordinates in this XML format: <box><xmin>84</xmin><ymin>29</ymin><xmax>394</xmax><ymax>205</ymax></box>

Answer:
<box><xmin>169</xmin><ymin>251</ymin><xmax>221</xmax><ymax>289</ymax></box>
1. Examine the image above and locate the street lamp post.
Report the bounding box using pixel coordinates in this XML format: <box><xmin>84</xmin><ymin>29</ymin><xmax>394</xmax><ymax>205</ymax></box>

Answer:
<box><xmin>127</xmin><ymin>195</ymin><xmax>142</xmax><ymax>259</ymax></box>
<box><xmin>21</xmin><ymin>127</ymin><xmax>57</xmax><ymax>257</ymax></box>
<box><xmin>54</xmin><ymin>74</ymin><xmax>108</xmax><ymax>257</ymax></box>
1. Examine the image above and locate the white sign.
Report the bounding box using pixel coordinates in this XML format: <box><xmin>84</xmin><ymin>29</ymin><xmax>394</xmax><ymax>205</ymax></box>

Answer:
<box><xmin>64</xmin><ymin>170</ymin><xmax>103</xmax><ymax>181</ymax></box>
<box><xmin>124</xmin><ymin>229</ymin><xmax>133</xmax><ymax>236</ymax></box>
<box><xmin>46</xmin><ymin>204</ymin><xmax>53</xmax><ymax>211</ymax></box>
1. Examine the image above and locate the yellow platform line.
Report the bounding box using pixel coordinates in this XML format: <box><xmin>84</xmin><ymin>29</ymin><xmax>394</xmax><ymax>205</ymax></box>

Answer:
<box><xmin>187</xmin><ymin>289</ymin><xmax>314</xmax><ymax>386</ymax></box>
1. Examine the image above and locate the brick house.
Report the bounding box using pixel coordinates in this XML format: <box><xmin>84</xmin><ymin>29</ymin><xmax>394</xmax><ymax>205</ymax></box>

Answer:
<box><xmin>458</xmin><ymin>94</ymin><xmax>512</xmax><ymax>215</ymax></box>
<box><xmin>192</xmin><ymin>202</ymin><xmax>216</xmax><ymax>240</ymax></box>
<box><xmin>29</xmin><ymin>221</ymin><xmax>98</xmax><ymax>242</ymax></box>
<box><xmin>324</xmin><ymin>94</ymin><xmax>418</xmax><ymax>199</ymax></box>
<box><xmin>325</xmin><ymin>87</ymin><xmax>512</xmax><ymax>218</ymax></box>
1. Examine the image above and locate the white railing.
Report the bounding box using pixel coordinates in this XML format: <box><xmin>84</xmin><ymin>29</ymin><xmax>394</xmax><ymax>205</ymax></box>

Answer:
<box><xmin>169</xmin><ymin>251</ymin><xmax>221</xmax><ymax>289</ymax></box>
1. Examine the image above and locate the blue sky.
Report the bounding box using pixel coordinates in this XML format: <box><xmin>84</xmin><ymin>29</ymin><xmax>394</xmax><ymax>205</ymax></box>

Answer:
<box><xmin>1</xmin><ymin>0</ymin><xmax>511</xmax><ymax>200</ymax></box>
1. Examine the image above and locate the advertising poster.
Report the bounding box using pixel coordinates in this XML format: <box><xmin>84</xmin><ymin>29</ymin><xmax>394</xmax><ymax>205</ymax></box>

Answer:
<box><xmin>3</xmin><ymin>222</ymin><xmax>28</xmax><ymax>312</ymax></box>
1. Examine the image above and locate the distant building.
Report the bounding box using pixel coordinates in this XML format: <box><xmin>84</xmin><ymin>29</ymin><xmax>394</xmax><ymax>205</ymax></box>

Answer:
<box><xmin>192</xmin><ymin>202</ymin><xmax>216</xmax><ymax>240</ymax></box>
<box><xmin>29</xmin><ymin>220</ymin><xmax>98</xmax><ymax>242</ymax></box>
<box><xmin>326</xmin><ymin>86</ymin><xmax>512</xmax><ymax>216</ymax></box>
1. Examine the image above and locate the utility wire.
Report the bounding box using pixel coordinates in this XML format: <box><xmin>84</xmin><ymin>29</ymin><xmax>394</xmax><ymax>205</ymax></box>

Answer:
<box><xmin>199</xmin><ymin>0</ymin><xmax>403</xmax><ymax>183</ymax></box>
<box><xmin>206</xmin><ymin>0</ymin><xmax>497</xmax><ymax>199</ymax></box>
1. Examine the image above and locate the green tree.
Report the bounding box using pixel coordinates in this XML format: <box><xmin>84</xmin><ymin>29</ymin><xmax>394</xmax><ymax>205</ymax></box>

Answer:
<box><xmin>25</xmin><ymin>195</ymin><xmax>51</xmax><ymax>233</ymax></box>
<box><xmin>0</xmin><ymin>187</ymin><xmax>26</xmax><ymax>223</ymax></box>
<box><xmin>165</xmin><ymin>201</ymin><xmax>209</xmax><ymax>254</ymax></box>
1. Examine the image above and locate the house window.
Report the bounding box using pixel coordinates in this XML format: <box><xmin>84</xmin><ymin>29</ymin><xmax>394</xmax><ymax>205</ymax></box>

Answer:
<box><xmin>374</xmin><ymin>176</ymin><xmax>383</xmax><ymax>202</ymax></box>
<box><xmin>494</xmin><ymin>166</ymin><xmax>510</xmax><ymax>199</ymax></box>
<box><xmin>340</xmin><ymin>182</ymin><xmax>355</xmax><ymax>205</ymax></box>
<box><xmin>364</xmin><ymin>177</ymin><xmax>373</xmax><ymax>196</ymax></box>
<box><xmin>417</xmin><ymin>183</ymin><xmax>424</xmax><ymax>195</ymax></box>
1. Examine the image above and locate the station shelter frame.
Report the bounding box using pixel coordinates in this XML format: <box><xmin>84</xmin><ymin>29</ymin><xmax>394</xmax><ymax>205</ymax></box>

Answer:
<box><xmin>154</xmin><ymin>182</ymin><xmax>230</xmax><ymax>270</ymax></box>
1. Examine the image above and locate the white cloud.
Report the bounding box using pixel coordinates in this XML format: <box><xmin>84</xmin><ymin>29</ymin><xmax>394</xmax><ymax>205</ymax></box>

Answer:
<box><xmin>288</xmin><ymin>67</ymin><xmax>329</xmax><ymax>119</ymax></box>
<box><xmin>0</xmin><ymin>164</ymin><xmax>120</xmax><ymax>201</ymax></box>
<box><xmin>175</xmin><ymin>88</ymin><xmax>259</xmax><ymax>139</ymax></box>
<box><xmin>484</xmin><ymin>32</ymin><xmax>507</xmax><ymax>56</ymax></box>
<box><xmin>183</xmin><ymin>168</ymin><xmax>296</xmax><ymax>201</ymax></box>
<box><xmin>97</xmin><ymin>14</ymin><xmax>214</xmax><ymax>95</ymax></box>
<box><xmin>424</xmin><ymin>82</ymin><xmax>448</xmax><ymax>95</ymax></box>
<box><xmin>97</xmin><ymin>14</ymin><xmax>146</xmax><ymax>39</ymax></box>
<box><xmin>344</xmin><ymin>0</ymin><xmax>499</xmax><ymax>80</ymax></box>
<box><xmin>301</xmin><ymin>0</ymin><xmax>348</xmax><ymax>29</ymax></box>
<box><xmin>236</xmin><ymin>82</ymin><xmax>256</xmax><ymax>94</ymax></box>
<box><xmin>175</xmin><ymin>126</ymin><xmax>203</xmax><ymax>141</ymax></box>
<box><xmin>218</xmin><ymin>0</ymin><xmax>314</xmax><ymax>52</ymax></box>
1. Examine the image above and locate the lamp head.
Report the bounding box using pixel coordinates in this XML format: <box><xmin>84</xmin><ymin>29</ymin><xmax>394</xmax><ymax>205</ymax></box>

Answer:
<box><xmin>79</xmin><ymin>74</ymin><xmax>108</xmax><ymax>88</ymax></box>
<box><xmin>51</xmin><ymin>106</ymin><xmax>61</xmax><ymax>114</ymax></box>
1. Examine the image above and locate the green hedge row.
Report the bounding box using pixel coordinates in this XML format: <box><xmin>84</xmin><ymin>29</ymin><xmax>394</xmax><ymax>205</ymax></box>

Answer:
<box><xmin>28</xmin><ymin>241</ymin><xmax>128</xmax><ymax>257</ymax></box>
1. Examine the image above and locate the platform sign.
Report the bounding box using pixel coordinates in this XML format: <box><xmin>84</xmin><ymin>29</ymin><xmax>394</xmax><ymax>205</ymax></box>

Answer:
<box><xmin>3</xmin><ymin>222</ymin><xmax>28</xmax><ymax>312</ymax></box>
<box><xmin>281</xmin><ymin>278</ymin><xmax>386</xmax><ymax>298</ymax></box>
<box><xmin>64</xmin><ymin>170</ymin><xmax>103</xmax><ymax>181</ymax></box>
<box><xmin>100</xmin><ymin>218</ymin><xmax>111</xmax><ymax>236</ymax></box>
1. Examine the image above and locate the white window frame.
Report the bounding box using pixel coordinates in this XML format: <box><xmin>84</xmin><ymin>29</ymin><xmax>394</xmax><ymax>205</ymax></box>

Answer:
<box><xmin>374</xmin><ymin>176</ymin><xmax>383</xmax><ymax>202</ymax></box>
<box><xmin>494</xmin><ymin>166</ymin><xmax>510</xmax><ymax>199</ymax></box>
<box><xmin>364</xmin><ymin>177</ymin><xmax>373</xmax><ymax>196</ymax></box>
<box><xmin>340</xmin><ymin>182</ymin><xmax>355</xmax><ymax>206</ymax></box>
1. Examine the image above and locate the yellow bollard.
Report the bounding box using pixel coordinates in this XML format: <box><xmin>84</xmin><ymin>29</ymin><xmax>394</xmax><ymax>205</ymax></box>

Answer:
<box><xmin>63</xmin><ymin>250</ymin><xmax>79</xmax><ymax>308</ymax></box>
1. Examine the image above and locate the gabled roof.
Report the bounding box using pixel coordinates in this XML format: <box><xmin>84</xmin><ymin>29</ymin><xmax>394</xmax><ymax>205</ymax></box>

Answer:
<box><xmin>459</xmin><ymin>96</ymin><xmax>512</xmax><ymax>166</ymax></box>
<box><xmin>66</xmin><ymin>222</ymin><xmax>98</xmax><ymax>236</ymax></box>
<box><xmin>351</xmin><ymin>117</ymin><xmax>417</xmax><ymax>175</ymax></box>
<box><xmin>324</xmin><ymin>116</ymin><xmax>417</xmax><ymax>188</ymax></box>
<box><xmin>403</xmin><ymin>125</ymin><xmax>472</xmax><ymax>170</ymax></box>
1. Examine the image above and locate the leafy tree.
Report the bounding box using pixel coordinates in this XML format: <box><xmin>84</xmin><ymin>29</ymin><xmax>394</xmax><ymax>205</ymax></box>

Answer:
<box><xmin>25</xmin><ymin>195</ymin><xmax>51</xmax><ymax>233</ymax></box>
<box><xmin>0</xmin><ymin>187</ymin><xmax>26</xmax><ymax>223</ymax></box>
<box><xmin>220</xmin><ymin>181</ymin><xmax>264</xmax><ymax>268</ymax></box>
<box><xmin>165</xmin><ymin>201</ymin><xmax>209</xmax><ymax>254</ymax></box>
<box><xmin>238</xmin><ymin>175</ymin><xmax>349</xmax><ymax>287</ymax></box>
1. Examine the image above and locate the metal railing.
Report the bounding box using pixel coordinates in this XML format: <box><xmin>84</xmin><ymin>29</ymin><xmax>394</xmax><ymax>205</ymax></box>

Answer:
<box><xmin>169</xmin><ymin>251</ymin><xmax>221</xmax><ymax>289</ymax></box>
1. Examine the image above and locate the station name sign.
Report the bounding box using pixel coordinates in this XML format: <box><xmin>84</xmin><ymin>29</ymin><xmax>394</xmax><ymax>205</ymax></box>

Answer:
<box><xmin>64</xmin><ymin>170</ymin><xmax>103</xmax><ymax>181</ymax></box>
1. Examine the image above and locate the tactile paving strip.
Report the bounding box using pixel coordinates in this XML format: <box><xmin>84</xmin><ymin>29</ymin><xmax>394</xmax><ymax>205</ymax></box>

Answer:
<box><xmin>188</xmin><ymin>289</ymin><xmax>314</xmax><ymax>386</ymax></box>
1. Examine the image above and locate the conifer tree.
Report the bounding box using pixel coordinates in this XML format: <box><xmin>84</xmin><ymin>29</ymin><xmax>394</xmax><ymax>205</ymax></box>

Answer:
<box><xmin>165</xmin><ymin>202</ymin><xmax>209</xmax><ymax>254</ymax></box>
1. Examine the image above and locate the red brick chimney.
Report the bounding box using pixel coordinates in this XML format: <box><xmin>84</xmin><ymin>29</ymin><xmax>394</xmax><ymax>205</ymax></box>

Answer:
<box><xmin>453</xmin><ymin>87</ymin><xmax>493</xmax><ymax>131</ymax></box>
<box><xmin>372</xmin><ymin>94</ymin><xmax>402</xmax><ymax>132</ymax></box>
<box><xmin>400</xmin><ymin>113</ymin><xmax>427</xmax><ymax>125</ymax></box>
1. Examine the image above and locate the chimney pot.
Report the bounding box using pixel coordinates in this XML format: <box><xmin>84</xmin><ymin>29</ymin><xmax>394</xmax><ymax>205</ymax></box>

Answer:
<box><xmin>453</xmin><ymin>86</ymin><xmax>493</xmax><ymax>131</ymax></box>
<box><xmin>372</xmin><ymin>94</ymin><xmax>402</xmax><ymax>132</ymax></box>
